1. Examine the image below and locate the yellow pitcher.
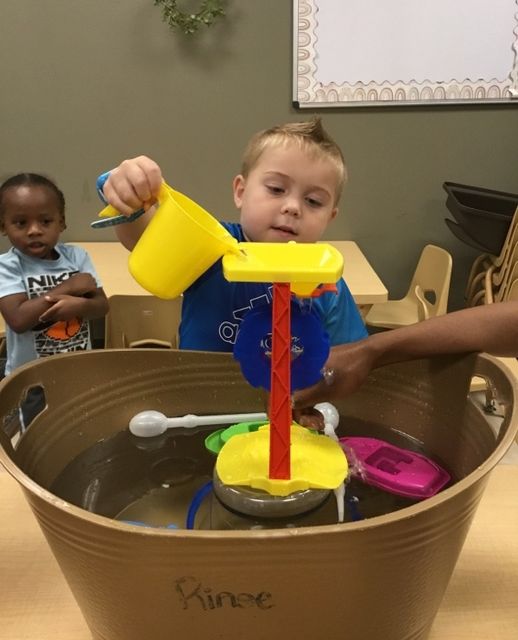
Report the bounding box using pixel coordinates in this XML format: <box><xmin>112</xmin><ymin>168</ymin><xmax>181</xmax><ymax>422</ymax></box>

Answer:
<box><xmin>97</xmin><ymin>184</ymin><xmax>240</xmax><ymax>299</ymax></box>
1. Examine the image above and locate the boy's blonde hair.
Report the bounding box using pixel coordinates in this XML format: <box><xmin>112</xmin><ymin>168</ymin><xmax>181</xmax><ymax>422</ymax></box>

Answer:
<box><xmin>240</xmin><ymin>118</ymin><xmax>347</xmax><ymax>204</ymax></box>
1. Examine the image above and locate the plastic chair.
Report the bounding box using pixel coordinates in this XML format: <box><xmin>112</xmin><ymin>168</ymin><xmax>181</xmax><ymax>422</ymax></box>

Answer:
<box><xmin>505</xmin><ymin>278</ymin><xmax>518</xmax><ymax>302</ymax></box>
<box><xmin>104</xmin><ymin>295</ymin><xmax>182</xmax><ymax>349</ymax></box>
<box><xmin>365</xmin><ymin>245</ymin><xmax>452</xmax><ymax>329</ymax></box>
<box><xmin>465</xmin><ymin>252</ymin><xmax>493</xmax><ymax>298</ymax></box>
<box><xmin>467</xmin><ymin>264</ymin><xmax>496</xmax><ymax>307</ymax></box>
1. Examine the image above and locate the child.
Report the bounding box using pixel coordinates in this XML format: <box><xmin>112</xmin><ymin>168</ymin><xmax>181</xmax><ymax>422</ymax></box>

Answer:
<box><xmin>292</xmin><ymin>300</ymin><xmax>518</xmax><ymax>411</ymax></box>
<box><xmin>98</xmin><ymin>118</ymin><xmax>367</xmax><ymax>351</ymax></box>
<box><xmin>0</xmin><ymin>173</ymin><xmax>109</xmax><ymax>378</ymax></box>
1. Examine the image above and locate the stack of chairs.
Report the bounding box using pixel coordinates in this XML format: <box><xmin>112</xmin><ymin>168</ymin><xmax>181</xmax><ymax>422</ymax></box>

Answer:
<box><xmin>468</xmin><ymin>256</ymin><xmax>518</xmax><ymax>421</ymax></box>
<box><xmin>465</xmin><ymin>206</ymin><xmax>518</xmax><ymax>306</ymax></box>
<box><xmin>465</xmin><ymin>207</ymin><xmax>518</xmax><ymax>437</ymax></box>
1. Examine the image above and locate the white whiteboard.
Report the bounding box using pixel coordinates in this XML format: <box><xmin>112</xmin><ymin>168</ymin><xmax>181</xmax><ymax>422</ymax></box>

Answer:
<box><xmin>294</xmin><ymin>0</ymin><xmax>518</xmax><ymax>107</ymax></box>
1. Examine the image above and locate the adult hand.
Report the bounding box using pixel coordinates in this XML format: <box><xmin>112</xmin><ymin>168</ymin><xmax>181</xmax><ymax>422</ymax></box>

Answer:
<box><xmin>292</xmin><ymin>339</ymin><xmax>376</xmax><ymax>411</ymax></box>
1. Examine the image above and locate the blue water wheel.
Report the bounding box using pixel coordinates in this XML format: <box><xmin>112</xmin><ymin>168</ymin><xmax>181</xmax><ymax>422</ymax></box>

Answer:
<box><xmin>233</xmin><ymin>300</ymin><xmax>329</xmax><ymax>392</ymax></box>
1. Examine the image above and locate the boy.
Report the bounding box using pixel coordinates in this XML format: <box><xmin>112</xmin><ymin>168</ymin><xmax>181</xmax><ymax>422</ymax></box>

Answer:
<box><xmin>0</xmin><ymin>173</ymin><xmax>109</xmax><ymax>378</ymax></box>
<box><xmin>99</xmin><ymin>119</ymin><xmax>367</xmax><ymax>351</ymax></box>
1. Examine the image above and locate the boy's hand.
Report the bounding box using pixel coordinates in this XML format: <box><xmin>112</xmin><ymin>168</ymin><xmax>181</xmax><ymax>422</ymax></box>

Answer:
<box><xmin>38</xmin><ymin>295</ymin><xmax>87</xmax><ymax>323</ymax></box>
<box><xmin>104</xmin><ymin>156</ymin><xmax>163</xmax><ymax>215</ymax></box>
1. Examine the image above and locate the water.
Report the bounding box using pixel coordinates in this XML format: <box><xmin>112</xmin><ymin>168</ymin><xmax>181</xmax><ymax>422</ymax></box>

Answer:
<box><xmin>50</xmin><ymin>427</ymin><xmax>215</xmax><ymax>528</ymax></box>
<box><xmin>49</xmin><ymin>417</ymin><xmax>453</xmax><ymax>530</ymax></box>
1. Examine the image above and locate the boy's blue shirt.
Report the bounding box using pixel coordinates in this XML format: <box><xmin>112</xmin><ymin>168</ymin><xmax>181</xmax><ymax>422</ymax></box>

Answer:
<box><xmin>179</xmin><ymin>221</ymin><xmax>367</xmax><ymax>351</ymax></box>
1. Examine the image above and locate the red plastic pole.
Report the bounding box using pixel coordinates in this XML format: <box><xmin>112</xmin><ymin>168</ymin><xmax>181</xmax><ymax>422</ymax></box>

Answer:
<box><xmin>268</xmin><ymin>282</ymin><xmax>292</xmax><ymax>479</ymax></box>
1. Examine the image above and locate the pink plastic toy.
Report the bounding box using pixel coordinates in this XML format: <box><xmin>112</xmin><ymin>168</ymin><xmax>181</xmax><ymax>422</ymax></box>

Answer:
<box><xmin>339</xmin><ymin>437</ymin><xmax>450</xmax><ymax>500</ymax></box>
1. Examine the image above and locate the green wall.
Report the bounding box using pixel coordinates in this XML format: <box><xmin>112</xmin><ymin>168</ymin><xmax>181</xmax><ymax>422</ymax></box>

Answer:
<box><xmin>1</xmin><ymin>1</ymin><xmax>518</xmax><ymax>309</ymax></box>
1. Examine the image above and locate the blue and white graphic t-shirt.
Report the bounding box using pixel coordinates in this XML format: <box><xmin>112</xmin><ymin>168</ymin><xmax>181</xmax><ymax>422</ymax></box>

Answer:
<box><xmin>0</xmin><ymin>244</ymin><xmax>102</xmax><ymax>375</ymax></box>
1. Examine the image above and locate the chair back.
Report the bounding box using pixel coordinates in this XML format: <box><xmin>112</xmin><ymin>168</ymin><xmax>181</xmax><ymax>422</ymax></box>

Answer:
<box><xmin>498</xmin><ymin>262</ymin><xmax>518</xmax><ymax>302</ymax></box>
<box><xmin>505</xmin><ymin>279</ymin><xmax>518</xmax><ymax>302</ymax></box>
<box><xmin>495</xmin><ymin>205</ymin><xmax>518</xmax><ymax>262</ymax></box>
<box><xmin>406</xmin><ymin>244</ymin><xmax>452</xmax><ymax>317</ymax></box>
<box><xmin>493</xmin><ymin>237</ymin><xmax>518</xmax><ymax>290</ymax></box>
<box><xmin>105</xmin><ymin>295</ymin><xmax>182</xmax><ymax>349</ymax></box>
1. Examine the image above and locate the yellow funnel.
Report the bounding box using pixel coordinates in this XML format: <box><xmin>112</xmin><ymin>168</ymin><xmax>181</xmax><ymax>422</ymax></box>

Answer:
<box><xmin>223</xmin><ymin>241</ymin><xmax>343</xmax><ymax>296</ymax></box>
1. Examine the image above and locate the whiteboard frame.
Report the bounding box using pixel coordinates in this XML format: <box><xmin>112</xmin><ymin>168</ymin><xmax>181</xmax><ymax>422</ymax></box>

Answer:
<box><xmin>293</xmin><ymin>0</ymin><xmax>518</xmax><ymax>108</ymax></box>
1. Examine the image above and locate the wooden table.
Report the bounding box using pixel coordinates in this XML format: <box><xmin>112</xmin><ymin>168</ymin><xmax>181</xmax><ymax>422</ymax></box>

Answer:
<box><xmin>0</xmin><ymin>465</ymin><xmax>516</xmax><ymax>639</ymax></box>
<box><xmin>325</xmin><ymin>240</ymin><xmax>387</xmax><ymax>305</ymax></box>
<box><xmin>71</xmin><ymin>241</ymin><xmax>388</xmax><ymax>305</ymax></box>
<box><xmin>0</xmin><ymin>240</ymin><xmax>385</xmax><ymax>349</ymax></box>
<box><xmin>69</xmin><ymin>242</ymin><xmax>148</xmax><ymax>297</ymax></box>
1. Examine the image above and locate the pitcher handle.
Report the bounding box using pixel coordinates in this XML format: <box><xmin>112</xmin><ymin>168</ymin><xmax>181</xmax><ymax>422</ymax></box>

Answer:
<box><xmin>91</xmin><ymin>180</ymin><xmax>172</xmax><ymax>229</ymax></box>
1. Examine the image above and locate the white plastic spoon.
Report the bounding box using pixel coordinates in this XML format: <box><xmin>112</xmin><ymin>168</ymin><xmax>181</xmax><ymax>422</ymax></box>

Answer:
<box><xmin>129</xmin><ymin>410</ymin><xmax>268</xmax><ymax>438</ymax></box>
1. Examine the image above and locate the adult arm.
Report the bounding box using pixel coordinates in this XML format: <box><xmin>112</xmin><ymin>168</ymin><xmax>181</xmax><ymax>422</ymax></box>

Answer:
<box><xmin>292</xmin><ymin>301</ymin><xmax>518</xmax><ymax>408</ymax></box>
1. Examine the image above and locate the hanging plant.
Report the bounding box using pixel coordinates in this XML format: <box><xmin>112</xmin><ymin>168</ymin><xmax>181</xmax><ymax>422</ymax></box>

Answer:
<box><xmin>154</xmin><ymin>0</ymin><xmax>226</xmax><ymax>35</ymax></box>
